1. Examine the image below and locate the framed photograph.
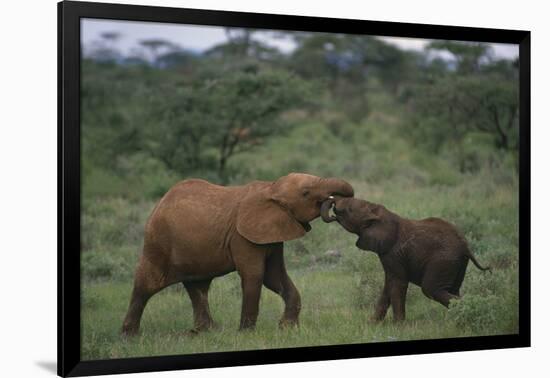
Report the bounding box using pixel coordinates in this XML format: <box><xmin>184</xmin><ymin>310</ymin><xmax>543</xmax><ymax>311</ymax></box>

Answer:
<box><xmin>58</xmin><ymin>0</ymin><xmax>530</xmax><ymax>376</ymax></box>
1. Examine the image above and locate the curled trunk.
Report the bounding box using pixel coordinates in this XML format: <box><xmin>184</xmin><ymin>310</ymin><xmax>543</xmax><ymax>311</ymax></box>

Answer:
<box><xmin>324</xmin><ymin>177</ymin><xmax>354</xmax><ymax>198</ymax></box>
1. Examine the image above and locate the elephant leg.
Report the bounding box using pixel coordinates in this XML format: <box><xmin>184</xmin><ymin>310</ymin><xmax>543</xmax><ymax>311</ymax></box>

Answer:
<box><xmin>422</xmin><ymin>281</ymin><xmax>460</xmax><ymax>308</ymax></box>
<box><xmin>121</xmin><ymin>287</ymin><xmax>154</xmax><ymax>336</ymax></box>
<box><xmin>370</xmin><ymin>275</ymin><xmax>391</xmax><ymax>322</ymax></box>
<box><xmin>263</xmin><ymin>247</ymin><xmax>301</xmax><ymax>327</ymax></box>
<box><xmin>449</xmin><ymin>258</ymin><xmax>468</xmax><ymax>296</ymax></box>
<box><xmin>231</xmin><ymin>236</ymin><xmax>267</xmax><ymax>330</ymax></box>
<box><xmin>421</xmin><ymin>260</ymin><xmax>460</xmax><ymax>308</ymax></box>
<box><xmin>239</xmin><ymin>272</ymin><xmax>264</xmax><ymax>330</ymax></box>
<box><xmin>230</xmin><ymin>234</ymin><xmax>273</xmax><ymax>330</ymax></box>
<box><xmin>430</xmin><ymin>290</ymin><xmax>459</xmax><ymax>308</ymax></box>
<box><xmin>389</xmin><ymin>279</ymin><xmax>408</xmax><ymax>322</ymax></box>
<box><xmin>183</xmin><ymin>279</ymin><xmax>215</xmax><ymax>333</ymax></box>
<box><xmin>121</xmin><ymin>255</ymin><xmax>167</xmax><ymax>336</ymax></box>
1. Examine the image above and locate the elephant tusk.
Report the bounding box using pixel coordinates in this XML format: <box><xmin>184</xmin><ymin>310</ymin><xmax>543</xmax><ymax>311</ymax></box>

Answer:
<box><xmin>320</xmin><ymin>198</ymin><xmax>337</xmax><ymax>223</ymax></box>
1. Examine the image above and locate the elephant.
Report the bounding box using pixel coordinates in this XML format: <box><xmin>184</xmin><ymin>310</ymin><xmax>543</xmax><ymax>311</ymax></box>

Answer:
<box><xmin>121</xmin><ymin>173</ymin><xmax>354</xmax><ymax>336</ymax></box>
<box><xmin>320</xmin><ymin>196</ymin><xmax>489</xmax><ymax>322</ymax></box>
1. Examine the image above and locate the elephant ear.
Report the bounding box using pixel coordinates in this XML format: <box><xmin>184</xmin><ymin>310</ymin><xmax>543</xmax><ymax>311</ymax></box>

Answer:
<box><xmin>237</xmin><ymin>185</ymin><xmax>307</xmax><ymax>245</ymax></box>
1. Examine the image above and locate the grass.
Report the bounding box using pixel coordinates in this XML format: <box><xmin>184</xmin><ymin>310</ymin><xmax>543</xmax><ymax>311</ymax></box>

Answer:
<box><xmin>81</xmin><ymin>111</ymin><xmax>519</xmax><ymax>361</ymax></box>
<box><xmin>82</xmin><ymin>266</ymin><xmax>487</xmax><ymax>360</ymax></box>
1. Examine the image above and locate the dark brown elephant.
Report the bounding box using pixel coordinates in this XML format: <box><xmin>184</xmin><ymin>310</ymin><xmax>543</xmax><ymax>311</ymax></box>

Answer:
<box><xmin>321</xmin><ymin>197</ymin><xmax>489</xmax><ymax>322</ymax></box>
<box><xmin>121</xmin><ymin>173</ymin><xmax>354</xmax><ymax>336</ymax></box>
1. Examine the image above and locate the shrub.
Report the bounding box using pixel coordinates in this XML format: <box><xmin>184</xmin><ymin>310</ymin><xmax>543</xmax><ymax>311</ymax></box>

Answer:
<box><xmin>82</xmin><ymin>252</ymin><xmax>119</xmax><ymax>280</ymax></box>
<box><xmin>82</xmin><ymin>198</ymin><xmax>150</xmax><ymax>252</ymax></box>
<box><xmin>448</xmin><ymin>265</ymin><xmax>519</xmax><ymax>334</ymax></box>
<box><xmin>447</xmin><ymin>291</ymin><xmax>517</xmax><ymax>335</ymax></box>
<box><xmin>81</xmin><ymin>248</ymin><xmax>136</xmax><ymax>281</ymax></box>
<box><xmin>441</xmin><ymin>207</ymin><xmax>484</xmax><ymax>241</ymax></box>
<box><xmin>447</xmin><ymin>294</ymin><xmax>499</xmax><ymax>333</ymax></box>
<box><xmin>352</xmin><ymin>273</ymin><xmax>383</xmax><ymax>310</ymax></box>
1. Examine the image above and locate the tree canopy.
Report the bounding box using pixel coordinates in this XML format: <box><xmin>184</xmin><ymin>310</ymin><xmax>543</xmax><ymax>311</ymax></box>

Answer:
<box><xmin>81</xmin><ymin>31</ymin><xmax>519</xmax><ymax>185</ymax></box>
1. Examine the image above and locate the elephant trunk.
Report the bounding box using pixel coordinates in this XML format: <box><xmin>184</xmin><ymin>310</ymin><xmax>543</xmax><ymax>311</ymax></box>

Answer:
<box><xmin>320</xmin><ymin>198</ymin><xmax>337</xmax><ymax>223</ymax></box>
<box><xmin>323</xmin><ymin>177</ymin><xmax>354</xmax><ymax>198</ymax></box>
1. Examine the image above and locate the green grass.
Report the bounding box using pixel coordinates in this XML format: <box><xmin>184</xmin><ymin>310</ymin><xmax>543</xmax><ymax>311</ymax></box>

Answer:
<box><xmin>81</xmin><ymin>258</ymin><xmax>517</xmax><ymax>360</ymax></box>
<box><xmin>82</xmin><ymin>265</ymin><xmax>499</xmax><ymax>360</ymax></box>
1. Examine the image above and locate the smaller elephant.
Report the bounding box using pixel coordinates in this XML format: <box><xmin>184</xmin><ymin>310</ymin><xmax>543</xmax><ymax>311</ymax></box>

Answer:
<box><xmin>321</xmin><ymin>197</ymin><xmax>489</xmax><ymax>322</ymax></box>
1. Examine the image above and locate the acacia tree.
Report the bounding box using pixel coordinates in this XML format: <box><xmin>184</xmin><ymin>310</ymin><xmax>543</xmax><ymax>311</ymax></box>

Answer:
<box><xmin>289</xmin><ymin>34</ymin><xmax>414</xmax><ymax>120</ymax></box>
<box><xmin>101</xmin><ymin>31</ymin><xmax>121</xmax><ymax>44</ymax></box>
<box><xmin>86</xmin><ymin>31</ymin><xmax>123</xmax><ymax>63</ymax></box>
<box><xmin>463</xmin><ymin>75</ymin><xmax>518</xmax><ymax>150</ymax></box>
<box><xmin>418</xmin><ymin>43</ymin><xmax>518</xmax><ymax>151</ymax></box>
<box><xmin>147</xmin><ymin>68</ymin><xmax>313</xmax><ymax>181</ymax></box>
<box><xmin>139</xmin><ymin>39</ymin><xmax>178</xmax><ymax>66</ymax></box>
<box><xmin>205</xmin><ymin>28</ymin><xmax>283</xmax><ymax>66</ymax></box>
<box><xmin>410</xmin><ymin>49</ymin><xmax>519</xmax><ymax>171</ymax></box>
<box><xmin>428</xmin><ymin>41</ymin><xmax>491</xmax><ymax>74</ymax></box>
<box><xmin>211</xmin><ymin>70</ymin><xmax>312</xmax><ymax>175</ymax></box>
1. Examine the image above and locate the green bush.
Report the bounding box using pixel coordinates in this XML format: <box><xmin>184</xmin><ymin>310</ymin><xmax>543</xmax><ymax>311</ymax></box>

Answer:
<box><xmin>447</xmin><ymin>294</ymin><xmax>499</xmax><ymax>333</ymax></box>
<box><xmin>441</xmin><ymin>207</ymin><xmax>484</xmax><ymax>241</ymax></box>
<box><xmin>81</xmin><ymin>251</ymin><xmax>133</xmax><ymax>281</ymax></box>
<box><xmin>352</xmin><ymin>273</ymin><xmax>383</xmax><ymax>310</ymax></box>
<box><xmin>448</xmin><ymin>264</ymin><xmax>518</xmax><ymax>334</ymax></box>
<box><xmin>82</xmin><ymin>198</ymin><xmax>150</xmax><ymax>252</ymax></box>
<box><xmin>447</xmin><ymin>291</ymin><xmax>517</xmax><ymax>335</ymax></box>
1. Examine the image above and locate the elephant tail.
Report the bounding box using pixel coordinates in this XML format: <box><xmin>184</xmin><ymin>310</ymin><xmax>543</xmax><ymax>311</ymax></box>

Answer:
<box><xmin>466</xmin><ymin>249</ymin><xmax>491</xmax><ymax>272</ymax></box>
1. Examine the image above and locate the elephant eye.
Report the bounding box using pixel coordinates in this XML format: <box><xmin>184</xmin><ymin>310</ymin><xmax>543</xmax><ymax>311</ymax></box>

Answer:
<box><xmin>302</xmin><ymin>190</ymin><xmax>310</xmax><ymax>197</ymax></box>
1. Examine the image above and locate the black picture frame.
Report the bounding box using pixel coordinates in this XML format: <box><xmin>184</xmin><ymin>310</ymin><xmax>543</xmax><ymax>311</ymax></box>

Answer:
<box><xmin>58</xmin><ymin>1</ymin><xmax>531</xmax><ymax>376</ymax></box>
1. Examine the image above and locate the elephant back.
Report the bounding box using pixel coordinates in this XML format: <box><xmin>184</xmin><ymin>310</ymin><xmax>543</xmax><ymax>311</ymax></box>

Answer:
<box><xmin>144</xmin><ymin>179</ymin><xmax>244</xmax><ymax>253</ymax></box>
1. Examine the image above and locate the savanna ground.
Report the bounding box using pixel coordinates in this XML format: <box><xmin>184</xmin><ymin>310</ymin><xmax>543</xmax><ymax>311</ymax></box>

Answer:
<box><xmin>80</xmin><ymin>30</ymin><xmax>519</xmax><ymax>359</ymax></box>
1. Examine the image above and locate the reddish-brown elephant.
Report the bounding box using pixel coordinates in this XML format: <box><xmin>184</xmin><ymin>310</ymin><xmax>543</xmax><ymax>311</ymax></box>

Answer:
<box><xmin>121</xmin><ymin>173</ymin><xmax>354</xmax><ymax>336</ymax></box>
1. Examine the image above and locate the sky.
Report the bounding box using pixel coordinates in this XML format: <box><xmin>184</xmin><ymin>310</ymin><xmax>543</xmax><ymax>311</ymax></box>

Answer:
<box><xmin>81</xmin><ymin>18</ymin><xmax>519</xmax><ymax>60</ymax></box>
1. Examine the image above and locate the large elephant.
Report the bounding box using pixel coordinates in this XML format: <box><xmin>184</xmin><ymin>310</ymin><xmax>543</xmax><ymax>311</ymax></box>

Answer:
<box><xmin>121</xmin><ymin>173</ymin><xmax>354</xmax><ymax>336</ymax></box>
<box><xmin>321</xmin><ymin>197</ymin><xmax>489</xmax><ymax>322</ymax></box>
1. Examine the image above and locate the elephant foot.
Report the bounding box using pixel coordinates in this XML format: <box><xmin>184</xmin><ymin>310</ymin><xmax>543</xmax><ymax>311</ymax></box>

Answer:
<box><xmin>238</xmin><ymin>323</ymin><xmax>257</xmax><ymax>332</ymax></box>
<box><xmin>120</xmin><ymin>326</ymin><xmax>140</xmax><ymax>339</ymax></box>
<box><xmin>184</xmin><ymin>321</ymin><xmax>218</xmax><ymax>336</ymax></box>
<box><xmin>368</xmin><ymin>316</ymin><xmax>384</xmax><ymax>324</ymax></box>
<box><xmin>182</xmin><ymin>327</ymin><xmax>209</xmax><ymax>337</ymax></box>
<box><xmin>278</xmin><ymin>318</ymin><xmax>299</xmax><ymax>329</ymax></box>
<box><xmin>183</xmin><ymin>328</ymin><xmax>203</xmax><ymax>337</ymax></box>
<box><xmin>368</xmin><ymin>310</ymin><xmax>388</xmax><ymax>323</ymax></box>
